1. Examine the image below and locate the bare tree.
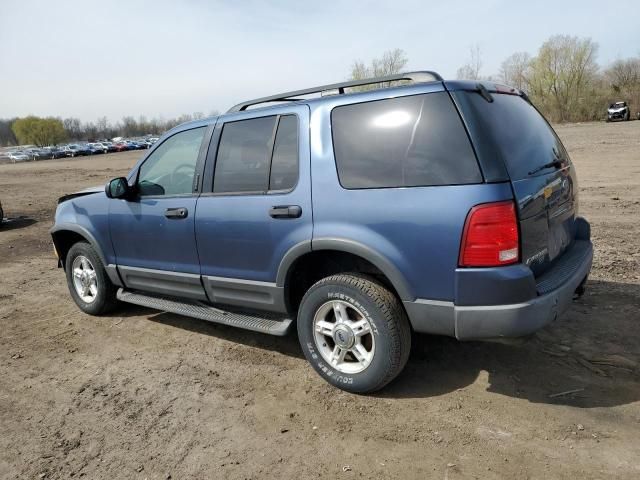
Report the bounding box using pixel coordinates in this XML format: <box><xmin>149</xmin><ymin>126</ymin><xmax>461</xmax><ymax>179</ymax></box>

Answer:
<box><xmin>350</xmin><ymin>60</ymin><xmax>369</xmax><ymax>80</ymax></box>
<box><xmin>456</xmin><ymin>44</ymin><xmax>483</xmax><ymax>80</ymax></box>
<box><xmin>349</xmin><ymin>48</ymin><xmax>409</xmax><ymax>88</ymax></box>
<box><xmin>499</xmin><ymin>52</ymin><xmax>531</xmax><ymax>90</ymax></box>
<box><xmin>95</xmin><ymin>116</ymin><xmax>109</xmax><ymax>138</ymax></box>
<box><xmin>0</xmin><ymin>118</ymin><xmax>18</xmax><ymax>146</ymax></box>
<box><xmin>372</xmin><ymin>48</ymin><xmax>409</xmax><ymax>77</ymax></box>
<box><xmin>605</xmin><ymin>57</ymin><xmax>640</xmax><ymax>90</ymax></box>
<box><xmin>63</xmin><ymin>117</ymin><xmax>82</xmax><ymax>140</ymax></box>
<box><xmin>605</xmin><ymin>57</ymin><xmax>640</xmax><ymax>114</ymax></box>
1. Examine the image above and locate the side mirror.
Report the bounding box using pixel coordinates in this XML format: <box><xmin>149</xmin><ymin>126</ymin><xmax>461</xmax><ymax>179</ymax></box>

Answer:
<box><xmin>105</xmin><ymin>177</ymin><xmax>130</xmax><ymax>199</ymax></box>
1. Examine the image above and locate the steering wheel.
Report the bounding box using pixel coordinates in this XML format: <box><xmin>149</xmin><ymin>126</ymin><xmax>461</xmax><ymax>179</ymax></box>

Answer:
<box><xmin>170</xmin><ymin>163</ymin><xmax>196</xmax><ymax>192</ymax></box>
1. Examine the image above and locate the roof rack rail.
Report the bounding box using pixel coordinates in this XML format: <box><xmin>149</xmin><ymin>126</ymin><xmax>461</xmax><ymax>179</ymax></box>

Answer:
<box><xmin>227</xmin><ymin>70</ymin><xmax>443</xmax><ymax>113</ymax></box>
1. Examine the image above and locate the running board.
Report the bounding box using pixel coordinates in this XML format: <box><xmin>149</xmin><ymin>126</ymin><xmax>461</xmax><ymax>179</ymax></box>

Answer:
<box><xmin>116</xmin><ymin>289</ymin><xmax>293</xmax><ymax>336</ymax></box>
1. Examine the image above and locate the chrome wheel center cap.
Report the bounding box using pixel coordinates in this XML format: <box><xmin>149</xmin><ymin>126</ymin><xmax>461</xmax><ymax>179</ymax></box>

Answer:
<box><xmin>333</xmin><ymin>325</ymin><xmax>355</xmax><ymax>349</ymax></box>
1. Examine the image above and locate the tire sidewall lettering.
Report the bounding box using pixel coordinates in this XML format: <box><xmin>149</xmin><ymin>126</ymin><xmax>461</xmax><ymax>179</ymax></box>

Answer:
<box><xmin>326</xmin><ymin>291</ymin><xmax>379</xmax><ymax>335</ymax></box>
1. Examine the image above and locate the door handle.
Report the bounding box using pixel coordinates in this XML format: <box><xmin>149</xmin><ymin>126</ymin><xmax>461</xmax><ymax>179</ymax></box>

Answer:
<box><xmin>165</xmin><ymin>207</ymin><xmax>188</xmax><ymax>219</ymax></box>
<box><xmin>269</xmin><ymin>205</ymin><xmax>302</xmax><ymax>219</ymax></box>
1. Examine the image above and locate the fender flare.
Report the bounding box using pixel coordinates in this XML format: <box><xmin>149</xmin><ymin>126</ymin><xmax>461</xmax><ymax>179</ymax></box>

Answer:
<box><xmin>50</xmin><ymin>223</ymin><xmax>123</xmax><ymax>287</ymax></box>
<box><xmin>276</xmin><ymin>238</ymin><xmax>414</xmax><ymax>301</ymax></box>
<box><xmin>50</xmin><ymin>223</ymin><xmax>108</xmax><ymax>267</ymax></box>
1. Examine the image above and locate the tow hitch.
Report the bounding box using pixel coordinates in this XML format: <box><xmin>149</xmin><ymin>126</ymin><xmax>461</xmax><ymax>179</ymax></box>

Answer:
<box><xmin>573</xmin><ymin>276</ymin><xmax>588</xmax><ymax>299</ymax></box>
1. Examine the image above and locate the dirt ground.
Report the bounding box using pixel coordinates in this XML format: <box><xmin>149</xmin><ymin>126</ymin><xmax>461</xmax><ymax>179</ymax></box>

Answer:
<box><xmin>1</xmin><ymin>121</ymin><xmax>639</xmax><ymax>479</ymax></box>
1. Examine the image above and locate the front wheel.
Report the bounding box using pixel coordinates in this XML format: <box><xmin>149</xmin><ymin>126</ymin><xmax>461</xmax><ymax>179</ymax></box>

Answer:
<box><xmin>65</xmin><ymin>242</ymin><xmax>118</xmax><ymax>315</ymax></box>
<box><xmin>297</xmin><ymin>273</ymin><xmax>411</xmax><ymax>393</ymax></box>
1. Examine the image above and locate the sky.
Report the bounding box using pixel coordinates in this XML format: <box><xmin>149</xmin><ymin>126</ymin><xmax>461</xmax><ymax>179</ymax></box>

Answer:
<box><xmin>1</xmin><ymin>0</ymin><xmax>639</xmax><ymax>122</ymax></box>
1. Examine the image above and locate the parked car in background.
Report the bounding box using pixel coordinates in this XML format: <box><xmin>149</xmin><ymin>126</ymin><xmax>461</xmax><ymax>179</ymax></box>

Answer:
<box><xmin>88</xmin><ymin>143</ymin><xmax>106</xmax><ymax>154</ymax></box>
<box><xmin>100</xmin><ymin>142</ymin><xmax>117</xmax><ymax>153</ymax></box>
<box><xmin>8</xmin><ymin>151</ymin><xmax>30</xmax><ymax>162</ymax></box>
<box><xmin>0</xmin><ymin>199</ymin><xmax>3</xmax><ymax>223</ymax></box>
<box><xmin>50</xmin><ymin>147</ymin><xmax>68</xmax><ymax>159</ymax></box>
<box><xmin>114</xmin><ymin>142</ymin><xmax>130</xmax><ymax>152</ymax></box>
<box><xmin>607</xmin><ymin>101</ymin><xmax>630</xmax><ymax>122</ymax></box>
<box><xmin>23</xmin><ymin>148</ymin><xmax>49</xmax><ymax>160</ymax></box>
<box><xmin>64</xmin><ymin>144</ymin><xmax>91</xmax><ymax>157</ymax></box>
<box><xmin>126</xmin><ymin>140</ymin><xmax>145</xmax><ymax>150</ymax></box>
<box><xmin>41</xmin><ymin>146</ymin><xmax>67</xmax><ymax>159</ymax></box>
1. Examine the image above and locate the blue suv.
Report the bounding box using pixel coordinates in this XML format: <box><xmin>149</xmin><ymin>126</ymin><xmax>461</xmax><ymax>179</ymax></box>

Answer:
<box><xmin>51</xmin><ymin>71</ymin><xmax>593</xmax><ymax>393</ymax></box>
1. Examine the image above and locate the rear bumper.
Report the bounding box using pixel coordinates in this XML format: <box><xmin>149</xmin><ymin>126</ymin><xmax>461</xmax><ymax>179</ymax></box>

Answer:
<box><xmin>404</xmin><ymin>220</ymin><xmax>593</xmax><ymax>340</ymax></box>
<box><xmin>453</xmin><ymin>240</ymin><xmax>592</xmax><ymax>340</ymax></box>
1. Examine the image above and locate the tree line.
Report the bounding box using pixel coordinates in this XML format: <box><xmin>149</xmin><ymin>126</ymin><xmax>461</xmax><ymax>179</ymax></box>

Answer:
<box><xmin>353</xmin><ymin>36</ymin><xmax>640</xmax><ymax>123</ymax></box>
<box><xmin>4</xmin><ymin>36</ymin><xmax>637</xmax><ymax>147</ymax></box>
<box><xmin>0</xmin><ymin>111</ymin><xmax>218</xmax><ymax>147</ymax></box>
<box><xmin>456</xmin><ymin>35</ymin><xmax>640</xmax><ymax>123</ymax></box>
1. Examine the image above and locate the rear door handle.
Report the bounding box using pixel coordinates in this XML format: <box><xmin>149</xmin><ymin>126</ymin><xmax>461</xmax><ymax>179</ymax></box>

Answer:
<box><xmin>165</xmin><ymin>207</ymin><xmax>188</xmax><ymax>219</ymax></box>
<box><xmin>269</xmin><ymin>205</ymin><xmax>302</xmax><ymax>219</ymax></box>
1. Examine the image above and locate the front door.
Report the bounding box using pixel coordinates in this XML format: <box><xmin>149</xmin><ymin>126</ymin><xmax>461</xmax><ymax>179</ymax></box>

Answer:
<box><xmin>195</xmin><ymin>106</ymin><xmax>312</xmax><ymax>312</ymax></box>
<box><xmin>109</xmin><ymin>126</ymin><xmax>209</xmax><ymax>300</ymax></box>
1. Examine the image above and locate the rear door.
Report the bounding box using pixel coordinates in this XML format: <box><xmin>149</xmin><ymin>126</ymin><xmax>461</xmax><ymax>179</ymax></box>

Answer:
<box><xmin>194</xmin><ymin>106</ymin><xmax>311</xmax><ymax>312</ymax></box>
<box><xmin>452</xmin><ymin>90</ymin><xmax>578</xmax><ymax>275</ymax></box>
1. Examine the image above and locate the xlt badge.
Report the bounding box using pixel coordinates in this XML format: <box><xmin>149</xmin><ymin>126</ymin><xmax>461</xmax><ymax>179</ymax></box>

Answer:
<box><xmin>526</xmin><ymin>248</ymin><xmax>548</xmax><ymax>266</ymax></box>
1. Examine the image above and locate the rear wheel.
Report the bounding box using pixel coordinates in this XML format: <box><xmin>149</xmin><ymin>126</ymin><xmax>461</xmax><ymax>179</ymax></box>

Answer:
<box><xmin>297</xmin><ymin>273</ymin><xmax>411</xmax><ymax>393</ymax></box>
<box><xmin>65</xmin><ymin>242</ymin><xmax>118</xmax><ymax>315</ymax></box>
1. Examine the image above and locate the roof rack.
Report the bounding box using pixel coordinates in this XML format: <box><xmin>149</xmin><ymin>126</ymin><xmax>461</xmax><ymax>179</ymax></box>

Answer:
<box><xmin>227</xmin><ymin>70</ymin><xmax>443</xmax><ymax>113</ymax></box>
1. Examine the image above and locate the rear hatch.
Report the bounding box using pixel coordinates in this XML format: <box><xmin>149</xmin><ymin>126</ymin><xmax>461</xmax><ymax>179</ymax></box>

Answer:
<box><xmin>450</xmin><ymin>86</ymin><xmax>578</xmax><ymax>276</ymax></box>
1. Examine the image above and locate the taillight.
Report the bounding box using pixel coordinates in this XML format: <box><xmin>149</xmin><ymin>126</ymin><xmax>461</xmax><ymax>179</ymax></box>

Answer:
<box><xmin>459</xmin><ymin>201</ymin><xmax>519</xmax><ymax>267</ymax></box>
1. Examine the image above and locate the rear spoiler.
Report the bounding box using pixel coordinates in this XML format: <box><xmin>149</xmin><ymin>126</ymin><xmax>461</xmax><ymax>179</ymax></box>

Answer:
<box><xmin>443</xmin><ymin>80</ymin><xmax>530</xmax><ymax>104</ymax></box>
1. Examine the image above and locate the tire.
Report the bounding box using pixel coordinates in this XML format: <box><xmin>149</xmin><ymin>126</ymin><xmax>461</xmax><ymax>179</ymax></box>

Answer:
<box><xmin>297</xmin><ymin>273</ymin><xmax>411</xmax><ymax>393</ymax></box>
<box><xmin>65</xmin><ymin>242</ymin><xmax>118</xmax><ymax>315</ymax></box>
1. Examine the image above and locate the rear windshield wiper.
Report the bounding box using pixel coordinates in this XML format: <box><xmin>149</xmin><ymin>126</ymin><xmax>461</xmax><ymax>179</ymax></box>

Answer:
<box><xmin>475</xmin><ymin>83</ymin><xmax>494</xmax><ymax>103</ymax></box>
<box><xmin>527</xmin><ymin>159</ymin><xmax>563</xmax><ymax>176</ymax></box>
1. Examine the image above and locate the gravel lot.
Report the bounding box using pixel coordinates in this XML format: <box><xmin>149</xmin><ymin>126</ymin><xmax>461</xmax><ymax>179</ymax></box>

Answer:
<box><xmin>1</xmin><ymin>121</ymin><xmax>639</xmax><ymax>479</ymax></box>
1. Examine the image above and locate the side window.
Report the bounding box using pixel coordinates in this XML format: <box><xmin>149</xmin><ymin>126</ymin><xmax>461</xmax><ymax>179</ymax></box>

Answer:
<box><xmin>138</xmin><ymin>127</ymin><xmax>205</xmax><ymax>196</ymax></box>
<box><xmin>331</xmin><ymin>92</ymin><xmax>481</xmax><ymax>189</ymax></box>
<box><xmin>269</xmin><ymin>115</ymin><xmax>299</xmax><ymax>191</ymax></box>
<box><xmin>213</xmin><ymin>114</ymin><xmax>300</xmax><ymax>194</ymax></box>
<box><xmin>213</xmin><ymin>116</ymin><xmax>276</xmax><ymax>193</ymax></box>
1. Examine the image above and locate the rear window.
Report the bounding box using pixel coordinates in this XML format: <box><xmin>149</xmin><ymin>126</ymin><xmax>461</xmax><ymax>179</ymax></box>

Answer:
<box><xmin>457</xmin><ymin>92</ymin><xmax>569</xmax><ymax>180</ymax></box>
<box><xmin>331</xmin><ymin>92</ymin><xmax>482</xmax><ymax>189</ymax></box>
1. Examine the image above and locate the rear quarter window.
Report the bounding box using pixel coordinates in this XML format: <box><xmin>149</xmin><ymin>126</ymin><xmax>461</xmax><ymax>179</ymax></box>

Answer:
<box><xmin>331</xmin><ymin>92</ymin><xmax>482</xmax><ymax>189</ymax></box>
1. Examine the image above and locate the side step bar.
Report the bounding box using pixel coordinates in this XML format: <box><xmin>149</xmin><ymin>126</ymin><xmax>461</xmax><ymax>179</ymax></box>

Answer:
<box><xmin>116</xmin><ymin>289</ymin><xmax>293</xmax><ymax>336</ymax></box>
